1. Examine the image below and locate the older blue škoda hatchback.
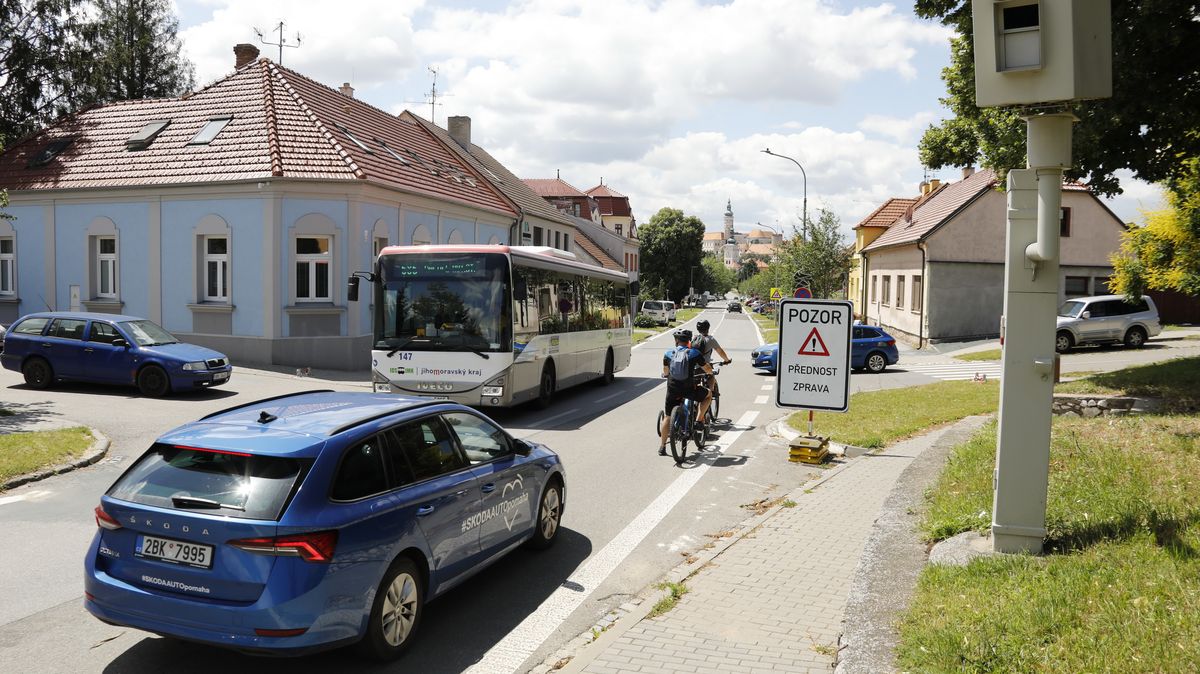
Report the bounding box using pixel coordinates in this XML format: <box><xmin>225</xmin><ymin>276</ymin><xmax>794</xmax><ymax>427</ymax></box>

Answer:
<box><xmin>84</xmin><ymin>391</ymin><xmax>566</xmax><ymax>660</ymax></box>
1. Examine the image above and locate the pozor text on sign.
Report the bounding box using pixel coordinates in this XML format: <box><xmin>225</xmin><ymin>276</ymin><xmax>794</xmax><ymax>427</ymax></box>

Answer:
<box><xmin>775</xmin><ymin>298</ymin><xmax>853</xmax><ymax>412</ymax></box>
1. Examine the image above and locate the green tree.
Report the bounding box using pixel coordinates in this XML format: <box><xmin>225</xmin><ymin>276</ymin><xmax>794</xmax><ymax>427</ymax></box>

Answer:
<box><xmin>0</xmin><ymin>0</ymin><xmax>91</xmax><ymax>143</ymax></box>
<box><xmin>1110</xmin><ymin>158</ymin><xmax>1200</xmax><ymax>297</ymax></box>
<box><xmin>915</xmin><ymin>0</ymin><xmax>1200</xmax><ymax>197</ymax></box>
<box><xmin>638</xmin><ymin>207</ymin><xmax>705</xmax><ymax>303</ymax></box>
<box><xmin>76</xmin><ymin>0</ymin><xmax>195</xmax><ymax>106</ymax></box>
<box><xmin>780</xmin><ymin>208</ymin><xmax>851</xmax><ymax>299</ymax></box>
<box><xmin>737</xmin><ymin>252</ymin><xmax>770</xmax><ymax>282</ymax></box>
<box><xmin>699</xmin><ymin>254</ymin><xmax>737</xmax><ymax>295</ymax></box>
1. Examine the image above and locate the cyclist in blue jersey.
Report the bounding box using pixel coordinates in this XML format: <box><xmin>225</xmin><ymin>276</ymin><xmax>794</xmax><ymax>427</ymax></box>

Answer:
<box><xmin>659</xmin><ymin>329</ymin><xmax>714</xmax><ymax>456</ymax></box>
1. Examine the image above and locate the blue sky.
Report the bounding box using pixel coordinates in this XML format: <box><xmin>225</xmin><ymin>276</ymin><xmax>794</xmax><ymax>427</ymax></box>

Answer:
<box><xmin>176</xmin><ymin>0</ymin><xmax>1165</xmax><ymax>235</ymax></box>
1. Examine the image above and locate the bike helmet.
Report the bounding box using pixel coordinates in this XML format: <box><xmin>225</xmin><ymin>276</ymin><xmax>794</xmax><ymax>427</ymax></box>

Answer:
<box><xmin>673</xmin><ymin>328</ymin><xmax>693</xmax><ymax>342</ymax></box>
<box><xmin>696</xmin><ymin>319</ymin><xmax>710</xmax><ymax>333</ymax></box>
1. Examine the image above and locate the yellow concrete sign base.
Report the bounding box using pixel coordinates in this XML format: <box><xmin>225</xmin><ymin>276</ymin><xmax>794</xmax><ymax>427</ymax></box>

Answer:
<box><xmin>788</xmin><ymin>435</ymin><xmax>830</xmax><ymax>464</ymax></box>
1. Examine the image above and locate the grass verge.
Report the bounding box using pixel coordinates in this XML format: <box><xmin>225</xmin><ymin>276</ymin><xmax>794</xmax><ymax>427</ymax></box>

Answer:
<box><xmin>633</xmin><ymin>329</ymin><xmax>658</xmax><ymax>345</ymax></box>
<box><xmin>1055</xmin><ymin>355</ymin><xmax>1200</xmax><ymax>413</ymax></box>
<box><xmin>647</xmin><ymin>581</ymin><xmax>690</xmax><ymax>618</ymax></box>
<box><xmin>748</xmin><ymin>311</ymin><xmax>778</xmax><ymax>343</ymax></box>
<box><xmin>0</xmin><ymin>427</ymin><xmax>95</xmax><ymax>485</ymax></box>
<box><xmin>954</xmin><ymin>348</ymin><xmax>1001</xmax><ymax>362</ymax></box>
<box><xmin>900</xmin><ymin>413</ymin><xmax>1200</xmax><ymax>673</ymax></box>
<box><xmin>670</xmin><ymin>308</ymin><xmax>704</xmax><ymax>326</ymax></box>
<box><xmin>787</xmin><ymin>380</ymin><xmax>1000</xmax><ymax>448</ymax></box>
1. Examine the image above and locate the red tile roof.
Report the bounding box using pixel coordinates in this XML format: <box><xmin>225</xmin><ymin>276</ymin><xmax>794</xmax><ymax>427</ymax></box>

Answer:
<box><xmin>524</xmin><ymin>177</ymin><xmax>587</xmax><ymax>198</ymax></box>
<box><xmin>862</xmin><ymin>170</ymin><xmax>998</xmax><ymax>252</ymax></box>
<box><xmin>854</xmin><ymin>196</ymin><xmax>919</xmax><ymax>229</ymax></box>
<box><xmin>586</xmin><ymin>183</ymin><xmax>625</xmax><ymax>198</ymax></box>
<box><xmin>0</xmin><ymin>59</ymin><xmax>516</xmax><ymax>218</ymax></box>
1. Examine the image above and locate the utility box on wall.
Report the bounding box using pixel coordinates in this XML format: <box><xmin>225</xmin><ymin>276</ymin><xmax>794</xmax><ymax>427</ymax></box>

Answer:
<box><xmin>973</xmin><ymin>0</ymin><xmax>1112</xmax><ymax>107</ymax></box>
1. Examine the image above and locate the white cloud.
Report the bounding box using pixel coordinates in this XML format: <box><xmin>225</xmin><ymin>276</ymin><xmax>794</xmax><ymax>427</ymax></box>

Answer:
<box><xmin>858</xmin><ymin>111</ymin><xmax>937</xmax><ymax>143</ymax></box>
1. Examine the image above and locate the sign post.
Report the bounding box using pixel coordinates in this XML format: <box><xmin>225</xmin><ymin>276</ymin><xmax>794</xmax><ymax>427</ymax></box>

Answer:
<box><xmin>776</xmin><ymin>299</ymin><xmax>852</xmax><ymax>463</ymax></box>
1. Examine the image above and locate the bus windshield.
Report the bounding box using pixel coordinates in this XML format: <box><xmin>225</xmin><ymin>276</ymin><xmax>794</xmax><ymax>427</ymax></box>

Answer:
<box><xmin>375</xmin><ymin>253</ymin><xmax>512</xmax><ymax>353</ymax></box>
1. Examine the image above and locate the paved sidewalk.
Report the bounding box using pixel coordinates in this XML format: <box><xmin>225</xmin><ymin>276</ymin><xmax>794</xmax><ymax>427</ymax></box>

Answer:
<box><xmin>555</xmin><ymin>417</ymin><xmax>989</xmax><ymax>674</ymax></box>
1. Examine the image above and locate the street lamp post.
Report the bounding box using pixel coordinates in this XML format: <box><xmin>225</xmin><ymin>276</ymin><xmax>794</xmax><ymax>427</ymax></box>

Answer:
<box><xmin>761</xmin><ymin>148</ymin><xmax>808</xmax><ymax>242</ymax></box>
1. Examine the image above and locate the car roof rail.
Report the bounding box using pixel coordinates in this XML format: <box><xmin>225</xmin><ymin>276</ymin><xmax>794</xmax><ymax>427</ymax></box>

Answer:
<box><xmin>199</xmin><ymin>390</ymin><xmax>336</xmax><ymax>420</ymax></box>
<box><xmin>327</xmin><ymin>400</ymin><xmax>448</xmax><ymax>437</ymax></box>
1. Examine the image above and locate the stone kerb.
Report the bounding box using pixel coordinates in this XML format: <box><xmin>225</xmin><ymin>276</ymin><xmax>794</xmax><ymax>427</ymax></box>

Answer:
<box><xmin>1052</xmin><ymin>393</ymin><xmax>1160</xmax><ymax>418</ymax></box>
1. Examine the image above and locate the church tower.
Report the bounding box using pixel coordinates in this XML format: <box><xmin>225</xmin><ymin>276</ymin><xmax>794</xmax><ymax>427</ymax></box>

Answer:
<box><xmin>722</xmin><ymin>199</ymin><xmax>740</xmax><ymax>270</ymax></box>
<box><xmin>724</xmin><ymin>199</ymin><xmax>734</xmax><ymax>241</ymax></box>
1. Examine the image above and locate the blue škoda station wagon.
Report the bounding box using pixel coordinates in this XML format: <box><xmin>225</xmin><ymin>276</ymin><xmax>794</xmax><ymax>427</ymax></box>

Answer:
<box><xmin>84</xmin><ymin>391</ymin><xmax>566</xmax><ymax>660</ymax></box>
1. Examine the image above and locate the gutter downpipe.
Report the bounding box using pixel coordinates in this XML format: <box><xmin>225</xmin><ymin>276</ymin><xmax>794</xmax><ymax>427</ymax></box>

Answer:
<box><xmin>918</xmin><ymin>241</ymin><xmax>927</xmax><ymax>349</ymax></box>
<box><xmin>509</xmin><ymin>206</ymin><xmax>526</xmax><ymax>245</ymax></box>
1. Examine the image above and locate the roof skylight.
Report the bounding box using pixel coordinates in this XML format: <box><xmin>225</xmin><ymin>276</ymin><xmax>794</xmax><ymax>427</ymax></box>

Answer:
<box><xmin>26</xmin><ymin>137</ymin><xmax>76</xmax><ymax>168</ymax></box>
<box><xmin>126</xmin><ymin>120</ymin><xmax>171</xmax><ymax>150</ymax></box>
<box><xmin>375</xmin><ymin>139</ymin><xmax>410</xmax><ymax>165</ymax></box>
<box><xmin>189</xmin><ymin>116</ymin><xmax>232</xmax><ymax>145</ymax></box>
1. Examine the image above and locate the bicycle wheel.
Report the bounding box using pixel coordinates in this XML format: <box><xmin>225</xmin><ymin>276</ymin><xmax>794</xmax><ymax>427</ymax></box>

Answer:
<box><xmin>669</xmin><ymin>405</ymin><xmax>689</xmax><ymax>464</ymax></box>
<box><xmin>711</xmin><ymin>379</ymin><xmax>720</xmax><ymax>420</ymax></box>
<box><xmin>656</xmin><ymin>410</ymin><xmax>664</xmax><ymax>436</ymax></box>
<box><xmin>693</xmin><ymin>416</ymin><xmax>707</xmax><ymax>448</ymax></box>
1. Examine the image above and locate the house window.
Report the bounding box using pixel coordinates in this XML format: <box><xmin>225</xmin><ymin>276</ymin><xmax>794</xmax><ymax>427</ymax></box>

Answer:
<box><xmin>1060</xmin><ymin>207</ymin><xmax>1072</xmax><ymax>237</ymax></box>
<box><xmin>572</xmin><ymin>204</ymin><xmax>580</xmax><ymax>217</ymax></box>
<box><xmin>871</xmin><ymin>275</ymin><xmax>877</xmax><ymax>304</ymax></box>
<box><xmin>554</xmin><ymin>230</ymin><xmax>561</xmax><ymax>249</ymax></box>
<box><xmin>896</xmin><ymin>276</ymin><xmax>905</xmax><ymax>309</ymax></box>
<box><xmin>189</xmin><ymin>117</ymin><xmax>232</xmax><ymax>145</ymax></box>
<box><xmin>1064</xmin><ymin>276</ymin><xmax>1089</xmax><ymax>297</ymax></box>
<box><xmin>295</xmin><ymin>236</ymin><xmax>332</xmax><ymax>302</ymax></box>
<box><xmin>1094</xmin><ymin>276</ymin><xmax>1112</xmax><ymax>295</ymax></box>
<box><xmin>0</xmin><ymin>238</ymin><xmax>13</xmax><ymax>296</ymax></box>
<box><xmin>912</xmin><ymin>275</ymin><xmax>922</xmax><ymax>312</ymax></box>
<box><xmin>96</xmin><ymin>237</ymin><xmax>118</xmax><ymax>299</ymax></box>
<box><xmin>881</xmin><ymin>275</ymin><xmax>891</xmax><ymax>306</ymax></box>
<box><xmin>533</xmin><ymin>226</ymin><xmax>544</xmax><ymax>246</ymax></box>
<box><xmin>615</xmin><ymin>223</ymin><xmax>623</xmax><ymax>236</ymax></box>
<box><xmin>203</xmin><ymin>236</ymin><xmax>229</xmax><ymax>301</ymax></box>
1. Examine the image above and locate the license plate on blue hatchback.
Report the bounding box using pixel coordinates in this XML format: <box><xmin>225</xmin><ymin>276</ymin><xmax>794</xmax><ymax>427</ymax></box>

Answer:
<box><xmin>136</xmin><ymin>534</ymin><xmax>213</xmax><ymax>569</ymax></box>
<box><xmin>213</xmin><ymin>372</ymin><xmax>229</xmax><ymax>382</ymax></box>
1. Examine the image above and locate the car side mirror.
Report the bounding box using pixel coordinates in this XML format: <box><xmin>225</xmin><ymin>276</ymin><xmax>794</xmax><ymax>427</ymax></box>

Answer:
<box><xmin>347</xmin><ymin>276</ymin><xmax>360</xmax><ymax>302</ymax></box>
<box><xmin>111</xmin><ymin>338</ymin><xmax>128</xmax><ymax>348</ymax></box>
<box><xmin>1081</xmin><ymin>311</ymin><xmax>1091</xmax><ymax>319</ymax></box>
<box><xmin>513</xmin><ymin>438</ymin><xmax>532</xmax><ymax>456</ymax></box>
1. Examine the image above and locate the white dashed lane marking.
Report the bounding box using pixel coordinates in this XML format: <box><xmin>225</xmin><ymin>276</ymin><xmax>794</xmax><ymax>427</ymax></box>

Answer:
<box><xmin>754</xmin><ymin>395</ymin><xmax>769</xmax><ymax>405</ymax></box>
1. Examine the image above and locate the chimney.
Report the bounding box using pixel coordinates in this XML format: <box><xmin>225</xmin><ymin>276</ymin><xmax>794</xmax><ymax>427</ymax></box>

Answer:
<box><xmin>928</xmin><ymin>178</ymin><xmax>942</xmax><ymax>192</ymax></box>
<box><xmin>919</xmin><ymin>180</ymin><xmax>930</xmax><ymax>196</ymax></box>
<box><xmin>447</xmin><ymin>116</ymin><xmax>471</xmax><ymax>149</ymax></box>
<box><xmin>234</xmin><ymin>43</ymin><xmax>260</xmax><ymax>69</ymax></box>
<box><xmin>339</xmin><ymin>82</ymin><xmax>355</xmax><ymax>98</ymax></box>
<box><xmin>962</xmin><ymin>166</ymin><xmax>975</xmax><ymax>179</ymax></box>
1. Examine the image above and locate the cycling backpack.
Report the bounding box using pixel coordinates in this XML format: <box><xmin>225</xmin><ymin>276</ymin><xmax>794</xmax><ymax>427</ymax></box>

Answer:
<box><xmin>692</xmin><ymin>334</ymin><xmax>712</xmax><ymax>360</ymax></box>
<box><xmin>668</xmin><ymin>346</ymin><xmax>692</xmax><ymax>382</ymax></box>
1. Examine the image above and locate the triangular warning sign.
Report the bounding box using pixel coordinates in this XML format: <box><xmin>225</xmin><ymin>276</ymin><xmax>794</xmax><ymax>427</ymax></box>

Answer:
<box><xmin>798</xmin><ymin>327</ymin><xmax>830</xmax><ymax>356</ymax></box>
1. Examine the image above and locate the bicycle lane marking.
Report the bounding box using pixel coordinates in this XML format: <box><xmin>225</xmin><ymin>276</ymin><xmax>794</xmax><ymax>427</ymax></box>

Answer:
<box><xmin>465</xmin><ymin>409</ymin><xmax>762</xmax><ymax>674</ymax></box>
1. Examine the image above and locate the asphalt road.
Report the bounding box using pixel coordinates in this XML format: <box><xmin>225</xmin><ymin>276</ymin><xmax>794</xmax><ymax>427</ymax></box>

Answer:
<box><xmin>0</xmin><ymin>307</ymin><xmax>1193</xmax><ymax>673</ymax></box>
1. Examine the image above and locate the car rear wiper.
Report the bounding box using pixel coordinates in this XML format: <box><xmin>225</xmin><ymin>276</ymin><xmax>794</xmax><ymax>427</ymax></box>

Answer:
<box><xmin>172</xmin><ymin>495</ymin><xmax>245</xmax><ymax>511</ymax></box>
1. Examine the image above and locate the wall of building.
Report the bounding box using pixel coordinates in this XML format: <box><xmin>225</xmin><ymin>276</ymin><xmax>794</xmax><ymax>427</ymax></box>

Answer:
<box><xmin>925</xmin><ymin>261</ymin><xmax>1005</xmax><ymax>341</ymax></box>
<box><xmin>862</xmin><ymin>246</ymin><xmax>925</xmax><ymax>341</ymax></box>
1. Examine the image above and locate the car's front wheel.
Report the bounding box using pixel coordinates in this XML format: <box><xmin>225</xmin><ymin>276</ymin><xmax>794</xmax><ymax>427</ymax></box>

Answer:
<box><xmin>1123</xmin><ymin>326</ymin><xmax>1147</xmax><ymax>348</ymax></box>
<box><xmin>526</xmin><ymin>480</ymin><xmax>563</xmax><ymax>550</ymax></box>
<box><xmin>1055</xmin><ymin>331</ymin><xmax>1074</xmax><ymax>354</ymax></box>
<box><xmin>865</xmin><ymin>352</ymin><xmax>887</xmax><ymax>373</ymax></box>
<box><xmin>137</xmin><ymin>365</ymin><xmax>171</xmax><ymax>397</ymax></box>
<box><xmin>357</xmin><ymin>557</ymin><xmax>423</xmax><ymax>661</ymax></box>
<box><xmin>22</xmin><ymin>357</ymin><xmax>53</xmax><ymax>389</ymax></box>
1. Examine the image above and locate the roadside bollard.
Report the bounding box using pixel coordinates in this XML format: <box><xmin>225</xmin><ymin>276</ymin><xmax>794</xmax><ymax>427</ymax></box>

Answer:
<box><xmin>788</xmin><ymin>435</ymin><xmax>829</xmax><ymax>464</ymax></box>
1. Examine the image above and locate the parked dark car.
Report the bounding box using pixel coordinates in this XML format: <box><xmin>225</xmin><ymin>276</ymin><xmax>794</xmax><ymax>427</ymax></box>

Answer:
<box><xmin>751</xmin><ymin>324</ymin><xmax>900</xmax><ymax>374</ymax></box>
<box><xmin>727</xmin><ymin>301</ymin><xmax>742</xmax><ymax>313</ymax></box>
<box><xmin>85</xmin><ymin>391</ymin><xmax>565</xmax><ymax>660</ymax></box>
<box><xmin>0</xmin><ymin>312</ymin><xmax>231</xmax><ymax>396</ymax></box>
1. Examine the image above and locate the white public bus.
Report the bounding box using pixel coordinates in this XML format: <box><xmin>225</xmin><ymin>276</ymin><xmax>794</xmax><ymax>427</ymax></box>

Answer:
<box><xmin>349</xmin><ymin>244</ymin><xmax>634</xmax><ymax>408</ymax></box>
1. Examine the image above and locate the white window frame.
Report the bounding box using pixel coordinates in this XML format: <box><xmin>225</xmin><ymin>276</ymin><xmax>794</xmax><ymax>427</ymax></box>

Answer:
<box><xmin>295</xmin><ymin>235</ymin><xmax>332</xmax><ymax>302</ymax></box>
<box><xmin>96</xmin><ymin>236</ymin><xmax>118</xmax><ymax>299</ymax></box>
<box><xmin>0</xmin><ymin>237</ymin><xmax>14</xmax><ymax>296</ymax></box>
<box><xmin>203</xmin><ymin>235</ymin><xmax>230</xmax><ymax>302</ymax></box>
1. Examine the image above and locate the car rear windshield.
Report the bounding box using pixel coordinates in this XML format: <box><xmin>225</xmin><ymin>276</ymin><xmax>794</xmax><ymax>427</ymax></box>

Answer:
<box><xmin>108</xmin><ymin>444</ymin><xmax>308</xmax><ymax>521</ymax></box>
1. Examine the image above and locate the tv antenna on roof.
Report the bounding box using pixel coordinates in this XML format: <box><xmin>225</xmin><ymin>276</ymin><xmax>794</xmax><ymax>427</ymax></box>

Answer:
<box><xmin>254</xmin><ymin>21</ymin><xmax>302</xmax><ymax>64</ymax></box>
<box><xmin>405</xmin><ymin>66</ymin><xmax>452</xmax><ymax>124</ymax></box>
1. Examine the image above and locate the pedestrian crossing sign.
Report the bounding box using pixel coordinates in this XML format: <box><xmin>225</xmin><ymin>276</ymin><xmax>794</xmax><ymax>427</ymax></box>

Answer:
<box><xmin>769</xmin><ymin>287</ymin><xmax>783</xmax><ymax>300</ymax></box>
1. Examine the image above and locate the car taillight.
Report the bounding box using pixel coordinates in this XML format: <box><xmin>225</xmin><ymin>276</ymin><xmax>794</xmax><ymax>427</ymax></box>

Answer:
<box><xmin>94</xmin><ymin>505</ymin><xmax>122</xmax><ymax>530</ymax></box>
<box><xmin>254</xmin><ymin>627</ymin><xmax>308</xmax><ymax>637</ymax></box>
<box><xmin>228</xmin><ymin>531</ymin><xmax>338</xmax><ymax>563</ymax></box>
<box><xmin>885</xmin><ymin>340</ymin><xmax>895</xmax><ymax>346</ymax></box>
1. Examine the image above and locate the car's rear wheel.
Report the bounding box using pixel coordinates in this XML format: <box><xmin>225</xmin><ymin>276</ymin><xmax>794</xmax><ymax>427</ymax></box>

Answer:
<box><xmin>865</xmin><ymin>352</ymin><xmax>887</xmax><ymax>373</ymax></box>
<box><xmin>1055</xmin><ymin>331</ymin><xmax>1074</xmax><ymax>354</ymax></box>
<box><xmin>1123</xmin><ymin>326</ymin><xmax>1147</xmax><ymax>348</ymax></box>
<box><xmin>22</xmin><ymin>357</ymin><xmax>53</xmax><ymax>389</ymax></box>
<box><xmin>357</xmin><ymin>557</ymin><xmax>423</xmax><ymax>661</ymax></box>
<box><xmin>137</xmin><ymin>365</ymin><xmax>171</xmax><ymax>397</ymax></box>
<box><xmin>526</xmin><ymin>480</ymin><xmax>563</xmax><ymax>550</ymax></box>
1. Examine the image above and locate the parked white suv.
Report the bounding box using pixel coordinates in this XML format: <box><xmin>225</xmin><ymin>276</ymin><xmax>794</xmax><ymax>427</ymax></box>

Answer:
<box><xmin>1055</xmin><ymin>295</ymin><xmax>1161</xmax><ymax>353</ymax></box>
<box><xmin>641</xmin><ymin>300</ymin><xmax>673</xmax><ymax>326</ymax></box>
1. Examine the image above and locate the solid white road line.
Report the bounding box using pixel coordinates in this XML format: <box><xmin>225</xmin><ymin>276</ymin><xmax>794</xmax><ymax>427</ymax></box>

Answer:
<box><xmin>465</xmin><ymin>410</ymin><xmax>761</xmax><ymax>674</ymax></box>
<box><xmin>754</xmin><ymin>395</ymin><xmax>769</xmax><ymax>405</ymax></box>
<box><xmin>0</xmin><ymin>490</ymin><xmax>51</xmax><ymax>507</ymax></box>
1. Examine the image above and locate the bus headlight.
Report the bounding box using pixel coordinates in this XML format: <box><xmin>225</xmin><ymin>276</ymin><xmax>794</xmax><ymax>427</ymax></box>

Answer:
<box><xmin>482</xmin><ymin>375</ymin><xmax>505</xmax><ymax>398</ymax></box>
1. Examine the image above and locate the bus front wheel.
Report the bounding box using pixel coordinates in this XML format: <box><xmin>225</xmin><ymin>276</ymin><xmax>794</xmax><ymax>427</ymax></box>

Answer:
<box><xmin>600</xmin><ymin>349</ymin><xmax>614</xmax><ymax>385</ymax></box>
<box><xmin>537</xmin><ymin>362</ymin><xmax>556</xmax><ymax>409</ymax></box>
